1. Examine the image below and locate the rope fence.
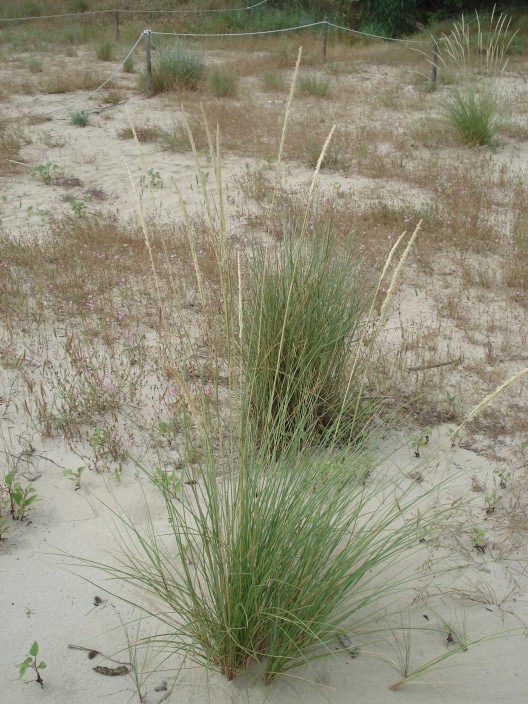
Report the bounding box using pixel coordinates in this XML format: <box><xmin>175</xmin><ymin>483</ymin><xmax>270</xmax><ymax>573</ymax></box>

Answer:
<box><xmin>4</xmin><ymin>14</ymin><xmax>442</xmax><ymax>117</ymax></box>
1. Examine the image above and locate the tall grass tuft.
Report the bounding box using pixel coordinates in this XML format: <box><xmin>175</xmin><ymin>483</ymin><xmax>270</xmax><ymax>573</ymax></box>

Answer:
<box><xmin>438</xmin><ymin>8</ymin><xmax>516</xmax><ymax>145</ymax></box>
<box><xmin>443</xmin><ymin>83</ymin><xmax>498</xmax><ymax>145</ymax></box>
<box><xmin>241</xmin><ymin>230</ymin><xmax>370</xmax><ymax>451</ymax></box>
<box><xmin>95</xmin><ymin>38</ymin><xmax>113</xmax><ymax>62</ymax></box>
<box><xmin>147</xmin><ymin>44</ymin><xmax>206</xmax><ymax>94</ymax></box>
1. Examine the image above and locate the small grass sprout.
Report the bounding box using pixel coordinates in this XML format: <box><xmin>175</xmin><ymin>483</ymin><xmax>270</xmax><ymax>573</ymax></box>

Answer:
<box><xmin>17</xmin><ymin>641</ymin><xmax>46</xmax><ymax>688</ymax></box>
<box><xmin>494</xmin><ymin>467</ymin><xmax>511</xmax><ymax>489</ymax></box>
<box><xmin>484</xmin><ymin>488</ymin><xmax>499</xmax><ymax>515</ymax></box>
<box><xmin>412</xmin><ymin>427</ymin><xmax>432</xmax><ymax>458</ymax></box>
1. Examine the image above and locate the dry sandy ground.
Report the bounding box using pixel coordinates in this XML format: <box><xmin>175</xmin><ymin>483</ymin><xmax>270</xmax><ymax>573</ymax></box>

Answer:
<box><xmin>1</xmin><ymin>40</ymin><xmax>528</xmax><ymax>704</ymax></box>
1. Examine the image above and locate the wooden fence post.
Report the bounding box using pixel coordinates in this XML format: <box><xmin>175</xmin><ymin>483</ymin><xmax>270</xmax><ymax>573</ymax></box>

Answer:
<box><xmin>322</xmin><ymin>17</ymin><xmax>329</xmax><ymax>63</ymax></box>
<box><xmin>431</xmin><ymin>42</ymin><xmax>439</xmax><ymax>86</ymax></box>
<box><xmin>115</xmin><ymin>8</ymin><xmax>120</xmax><ymax>40</ymax></box>
<box><xmin>145</xmin><ymin>30</ymin><xmax>153</xmax><ymax>96</ymax></box>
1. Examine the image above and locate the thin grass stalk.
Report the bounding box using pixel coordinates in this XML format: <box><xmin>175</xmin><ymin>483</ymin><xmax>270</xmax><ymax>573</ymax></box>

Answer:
<box><xmin>269</xmin><ymin>46</ymin><xmax>302</xmax><ymax>221</ymax></box>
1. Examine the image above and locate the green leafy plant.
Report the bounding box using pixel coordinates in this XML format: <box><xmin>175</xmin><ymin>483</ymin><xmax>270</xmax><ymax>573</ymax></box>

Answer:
<box><xmin>17</xmin><ymin>641</ymin><xmax>46</xmax><ymax>688</ymax></box>
<box><xmin>66</xmin><ymin>193</ymin><xmax>90</xmax><ymax>217</ymax></box>
<box><xmin>70</xmin><ymin>110</ymin><xmax>89</xmax><ymax>127</ymax></box>
<box><xmin>63</xmin><ymin>466</ymin><xmax>85</xmax><ymax>490</ymax></box>
<box><xmin>33</xmin><ymin>162</ymin><xmax>59</xmax><ymax>185</ymax></box>
<box><xmin>139</xmin><ymin>168</ymin><xmax>163</xmax><ymax>190</ymax></box>
<box><xmin>4</xmin><ymin>471</ymin><xmax>38</xmax><ymax>520</ymax></box>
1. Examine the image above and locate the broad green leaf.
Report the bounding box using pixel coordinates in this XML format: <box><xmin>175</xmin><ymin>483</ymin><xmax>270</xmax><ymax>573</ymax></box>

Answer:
<box><xmin>29</xmin><ymin>641</ymin><xmax>38</xmax><ymax>657</ymax></box>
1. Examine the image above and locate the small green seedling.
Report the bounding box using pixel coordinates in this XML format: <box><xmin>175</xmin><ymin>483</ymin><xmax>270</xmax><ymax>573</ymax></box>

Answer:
<box><xmin>413</xmin><ymin>427</ymin><xmax>432</xmax><ymax>458</ymax></box>
<box><xmin>140</xmin><ymin>168</ymin><xmax>163</xmax><ymax>189</ymax></box>
<box><xmin>63</xmin><ymin>466</ymin><xmax>85</xmax><ymax>490</ymax></box>
<box><xmin>33</xmin><ymin>162</ymin><xmax>60</xmax><ymax>185</ymax></box>
<box><xmin>472</xmin><ymin>526</ymin><xmax>487</xmax><ymax>552</ymax></box>
<box><xmin>151</xmin><ymin>466</ymin><xmax>181</xmax><ymax>498</ymax></box>
<box><xmin>484</xmin><ymin>488</ymin><xmax>499</xmax><ymax>515</ymax></box>
<box><xmin>493</xmin><ymin>468</ymin><xmax>511</xmax><ymax>489</ymax></box>
<box><xmin>66</xmin><ymin>194</ymin><xmax>90</xmax><ymax>217</ymax></box>
<box><xmin>17</xmin><ymin>641</ymin><xmax>46</xmax><ymax>688</ymax></box>
<box><xmin>5</xmin><ymin>471</ymin><xmax>37</xmax><ymax>520</ymax></box>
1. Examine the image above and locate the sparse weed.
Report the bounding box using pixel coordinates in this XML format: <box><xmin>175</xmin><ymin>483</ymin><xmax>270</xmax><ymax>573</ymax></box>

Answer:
<box><xmin>123</xmin><ymin>54</ymin><xmax>135</xmax><ymax>73</ymax></box>
<box><xmin>27</xmin><ymin>57</ymin><xmax>42</xmax><ymax>74</ymax></box>
<box><xmin>299</xmin><ymin>72</ymin><xmax>330</xmax><ymax>97</ymax></box>
<box><xmin>261</xmin><ymin>70</ymin><xmax>286</xmax><ymax>91</ymax></box>
<box><xmin>95</xmin><ymin>38</ymin><xmax>113</xmax><ymax>62</ymax></box>
<box><xmin>209</xmin><ymin>68</ymin><xmax>238</xmax><ymax>97</ymax></box>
